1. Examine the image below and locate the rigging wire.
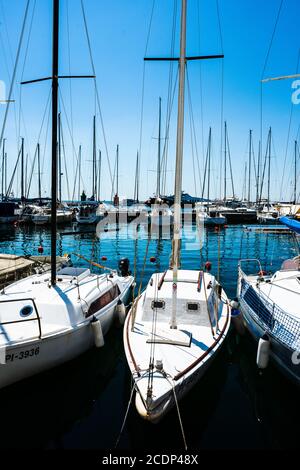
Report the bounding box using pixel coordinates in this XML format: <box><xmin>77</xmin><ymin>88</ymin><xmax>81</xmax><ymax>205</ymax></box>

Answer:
<box><xmin>138</xmin><ymin>0</ymin><xmax>156</xmax><ymax>196</ymax></box>
<box><xmin>0</xmin><ymin>0</ymin><xmax>30</xmax><ymax>155</ymax></box>
<box><xmin>260</xmin><ymin>0</ymin><xmax>284</xmax><ymax>190</ymax></box>
<box><xmin>186</xmin><ymin>67</ymin><xmax>202</xmax><ymax>196</ymax></box>
<box><xmin>26</xmin><ymin>88</ymin><xmax>51</xmax><ymax>198</ymax></box>
<box><xmin>0</xmin><ymin>0</ymin><xmax>20</xmax><ymax>148</ymax></box>
<box><xmin>60</xmin><ymin>118</ymin><xmax>71</xmax><ymax>201</ymax></box>
<box><xmin>216</xmin><ymin>0</ymin><xmax>224</xmax><ymax>201</ymax></box>
<box><xmin>279</xmin><ymin>49</ymin><xmax>300</xmax><ymax>200</ymax></box>
<box><xmin>197</xmin><ymin>0</ymin><xmax>205</xmax><ymax>181</ymax></box>
<box><xmin>80</xmin><ymin>0</ymin><xmax>113</xmax><ymax>188</ymax></box>
<box><xmin>66</xmin><ymin>0</ymin><xmax>76</xmax><ymax>197</ymax></box>
<box><xmin>161</xmin><ymin>0</ymin><xmax>177</xmax><ymax>195</ymax></box>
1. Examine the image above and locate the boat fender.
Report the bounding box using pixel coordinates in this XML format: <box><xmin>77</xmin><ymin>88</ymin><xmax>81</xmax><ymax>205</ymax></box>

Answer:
<box><xmin>256</xmin><ymin>334</ymin><xmax>270</xmax><ymax>369</ymax></box>
<box><xmin>115</xmin><ymin>300</ymin><xmax>126</xmax><ymax>327</ymax></box>
<box><xmin>91</xmin><ymin>316</ymin><xmax>104</xmax><ymax>348</ymax></box>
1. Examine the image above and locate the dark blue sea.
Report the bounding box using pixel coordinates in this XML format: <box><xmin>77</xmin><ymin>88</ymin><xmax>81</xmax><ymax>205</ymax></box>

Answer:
<box><xmin>0</xmin><ymin>221</ymin><xmax>299</xmax><ymax>450</ymax></box>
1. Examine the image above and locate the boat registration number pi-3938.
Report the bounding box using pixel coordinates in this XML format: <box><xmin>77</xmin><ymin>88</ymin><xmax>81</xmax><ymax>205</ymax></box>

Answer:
<box><xmin>5</xmin><ymin>347</ymin><xmax>40</xmax><ymax>363</ymax></box>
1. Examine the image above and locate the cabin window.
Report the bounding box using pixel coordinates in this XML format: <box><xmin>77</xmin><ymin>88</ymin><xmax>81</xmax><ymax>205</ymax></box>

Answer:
<box><xmin>87</xmin><ymin>285</ymin><xmax>120</xmax><ymax>317</ymax></box>
<box><xmin>151</xmin><ymin>300</ymin><xmax>165</xmax><ymax>310</ymax></box>
<box><xmin>187</xmin><ymin>302</ymin><xmax>199</xmax><ymax>312</ymax></box>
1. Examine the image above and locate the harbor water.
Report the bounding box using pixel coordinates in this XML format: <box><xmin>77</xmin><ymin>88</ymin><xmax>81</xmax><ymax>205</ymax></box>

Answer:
<box><xmin>0</xmin><ymin>221</ymin><xmax>299</xmax><ymax>450</ymax></box>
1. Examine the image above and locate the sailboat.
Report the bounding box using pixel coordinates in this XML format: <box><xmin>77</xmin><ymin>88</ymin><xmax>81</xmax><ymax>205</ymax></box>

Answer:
<box><xmin>123</xmin><ymin>0</ymin><xmax>231</xmax><ymax>423</ymax></box>
<box><xmin>237</xmin><ymin>217</ymin><xmax>300</xmax><ymax>385</ymax></box>
<box><xmin>0</xmin><ymin>0</ymin><xmax>134</xmax><ymax>390</ymax></box>
<box><xmin>195</xmin><ymin>128</ymin><xmax>226</xmax><ymax>226</ymax></box>
<box><xmin>148</xmin><ymin>98</ymin><xmax>174</xmax><ymax>229</ymax></box>
<box><xmin>76</xmin><ymin>117</ymin><xmax>104</xmax><ymax>225</ymax></box>
<box><xmin>257</xmin><ymin>128</ymin><xmax>279</xmax><ymax>224</ymax></box>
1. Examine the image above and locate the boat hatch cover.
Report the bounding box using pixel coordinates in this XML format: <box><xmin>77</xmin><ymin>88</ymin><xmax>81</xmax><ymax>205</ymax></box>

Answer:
<box><xmin>56</xmin><ymin>267</ymin><xmax>91</xmax><ymax>282</ymax></box>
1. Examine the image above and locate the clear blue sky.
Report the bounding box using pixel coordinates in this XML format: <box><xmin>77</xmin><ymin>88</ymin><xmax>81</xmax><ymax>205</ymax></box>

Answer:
<box><xmin>0</xmin><ymin>0</ymin><xmax>299</xmax><ymax>202</ymax></box>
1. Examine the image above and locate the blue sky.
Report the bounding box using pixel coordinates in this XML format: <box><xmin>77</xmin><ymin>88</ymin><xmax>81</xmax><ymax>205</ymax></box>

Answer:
<box><xmin>0</xmin><ymin>0</ymin><xmax>300</xmax><ymax>202</ymax></box>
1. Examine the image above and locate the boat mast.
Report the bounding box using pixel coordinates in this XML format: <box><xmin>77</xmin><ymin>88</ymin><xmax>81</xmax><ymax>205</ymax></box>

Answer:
<box><xmin>58</xmin><ymin>112</ymin><xmax>62</xmax><ymax>202</ymax></box>
<box><xmin>207</xmin><ymin>127</ymin><xmax>211</xmax><ymax>212</ymax></box>
<box><xmin>294</xmin><ymin>140</ymin><xmax>297</xmax><ymax>205</ymax></box>
<box><xmin>267</xmin><ymin>127</ymin><xmax>271</xmax><ymax>211</ymax></box>
<box><xmin>224</xmin><ymin>121</ymin><xmax>227</xmax><ymax>203</ymax></box>
<box><xmin>134</xmin><ymin>151</ymin><xmax>139</xmax><ymax>202</ymax></box>
<box><xmin>1</xmin><ymin>138</ymin><xmax>5</xmax><ymax>201</ymax></box>
<box><xmin>116</xmin><ymin>144</ymin><xmax>119</xmax><ymax>197</ymax></box>
<box><xmin>21</xmin><ymin>137</ymin><xmax>24</xmax><ymax>201</ymax></box>
<box><xmin>156</xmin><ymin>97</ymin><xmax>162</xmax><ymax>198</ymax></box>
<box><xmin>98</xmin><ymin>150</ymin><xmax>101</xmax><ymax>201</ymax></box>
<box><xmin>170</xmin><ymin>0</ymin><xmax>187</xmax><ymax>329</ymax></box>
<box><xmin>256</xmin><ymin>140</ymin><xmax>261</xmax><ymax>205</ymax></box>
<box><xmin>51</xmin><ymin>0</ymin><xmax>59</xmax><ymax>286</ymax></box>
<box><xmin>92</xmin><ymin>115</ymin><xmax>96</xmax><ymax>199</ymax></box>
<box><xmin>248</xmin><ymin>129</ymin><xmax>252</xmax><ymax>206</ymax></box>
<box><xmin>37</xmin><ymin>143</ymin><xmax>42</xmax><ymax>202</ymax></box>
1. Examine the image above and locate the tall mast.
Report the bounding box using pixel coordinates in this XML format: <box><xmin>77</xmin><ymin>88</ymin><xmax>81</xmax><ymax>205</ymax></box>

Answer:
<box><xmin>4</xmin><ymin>152</ymin><xmax>7</xmax><ymax>197</ymax></box>
<box><xmin>21</xmin><ymin>137</ymin><xmax>24</xmax><ymax>201</ymax></box>
<box><xmin>224</xmin><ymin>121</ymin><xmax>227</xmax><ymax>202</ymax></box>
<box><xmin>294</xmin><ymin>140</ymin><xmax>297</xmax><ymax>205</ymax></box>
<box><xmin>116</xmin><ymin>144</ymin><xmax>119</xmax><ymax>196</ymax></box>
<box><xmin>93</xmin><ymin>115</ymin><xmax>96</xmax><ymax>199</ymax></box>
<box><xmin>1</xmin><ymin>139</ymin><xmax>5</xmax><ymax>201</ymax></box>
<box><xmin>98</xmin><ymin>150</ymin><xmax>101</xmax><ymax>201</ymax></box>
<box><xmin>156</xmin><ymin>97</ymin><xmax>162</xmax><ymax>198</ymax></box>
<box><xmin>51</xmin><ymin>0</ymin><xmax>59</xmax><ymax>286</ymax></box>
<box><xmin>37</xmin><ymin>143</ymin><xmax>42</xmax><ymax>201</ymax></box>
<box><xmin>267</xmin><ymin>127</ymin><xmax>271</xmax><ymax>210</ymax></box>
<box><xmin>58</xmin><ymin>112</ymin><xmax>62</xmax><ymax>202</ymax></box>
<box><xmin>256</xmin><ymin>140</ymin><xmax>261</xmax><ymax>205</ymax></box>
<box><xmin>134</xmin><ymin>151</ymin><xmax>139</xmax><ymax>202</ymax></box>
<box><xmin>78</xmin><ymin>145</ymin><xmax>82</xmax><ymax>200</ymax></box>
<box><xmin>170</xmin><ymin>0</ymin><xmax>187</xmax><ymax>329</ymax></box>
<box><xmin>248</xmin><ymin>129</ymin><xmax>252</xmax><ymax>205</ymax></box>
<box><xmin>207</xmin><ymin>127</ymin><xmax>211</xmax><ymax>211</ymax></box>
<box><xmin>25</xmin><ymin>153</ymin><xmax>28</xmax><ymax>198</ymax></box>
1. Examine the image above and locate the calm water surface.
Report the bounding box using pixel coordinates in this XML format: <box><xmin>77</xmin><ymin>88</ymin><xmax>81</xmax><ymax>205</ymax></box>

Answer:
<box><xmin>0</xmin><ymin>222</ymin><xmax>298</xmax><ymax>450</ymax></box>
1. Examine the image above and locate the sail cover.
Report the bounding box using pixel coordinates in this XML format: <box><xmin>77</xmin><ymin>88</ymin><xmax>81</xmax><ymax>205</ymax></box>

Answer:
<box><xmin>280</xmin><ymin>216</ymin><xmax>300</xmax><ymax>234</ymax></box>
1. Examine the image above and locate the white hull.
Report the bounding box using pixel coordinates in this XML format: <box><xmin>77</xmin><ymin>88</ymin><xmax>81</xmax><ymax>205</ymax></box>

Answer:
<box><xmin>0</xmin><ymin>268</ymin><xmax>133</xmax><ymax>389</ymax></box>
<box><xmin>33</xmin><ymin>212</ymin><xmax>73</xmax><ymax>225</ymax></box>
<box><xmin>237</xmin><ymin>264</ymin><xmax>300</xmax><ymax>386</ymax></box>
<box><xmin>123</xmin><ymin>270</ymin><xmax>231</xmax><ymax>422</ymax></box>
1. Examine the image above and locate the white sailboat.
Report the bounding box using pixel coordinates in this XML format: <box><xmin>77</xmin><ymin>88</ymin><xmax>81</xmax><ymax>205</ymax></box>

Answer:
<box><xmin>237</xmin><ymin>253</ymin><xmax>300</xmax><ymax>385</ymax></box>
<box><xmin>123</xmin><ymin>0</ymin><xmax>231</xmax><ymax>423</ymax></box>
<box><xmin>195</xmin><ymin>129</ymin><xmax>226</xmax><ymax>226</ymax></box>
<box><xmin>32</xmin><ymin>202</ymin><xmax>73</xmax><ymax>225</ymax></box>
<box><xmin>0</xmin><ymin>0</ymin><xmax>134</xmax><ymax>390</ymax></box>
<box><xmin>76</xmin><ymin>201</ymin><xmax>104</xmax><ymax>225</ymax></box>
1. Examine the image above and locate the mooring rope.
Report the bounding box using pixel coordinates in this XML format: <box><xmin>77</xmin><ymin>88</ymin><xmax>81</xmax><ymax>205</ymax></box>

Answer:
<box><xmin>167</xmin><ymin>377</ymin><xmax>187</xmax><ymax>451</ymax></box>
<box><xmin>115</xmin><ymin>381</ymin><xmax>136</xmax><ymax>449</ymax></box>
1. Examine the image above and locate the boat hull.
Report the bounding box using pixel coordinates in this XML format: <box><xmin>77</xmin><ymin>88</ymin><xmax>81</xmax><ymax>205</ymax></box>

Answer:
<box><xmin>240</xmin><ymin>304</ymin><xmax>300</xmax><ymax>386</ymax></box>
<box><xmin>124</xmin><ymin>272</ymin><xmax>231</xmax><ymax>423</ymax></box>
<box><xmin>134</xmin><ymin>336</ymin><xmax>226</xmax><ymax>423</ymax></box>
<box><xmin>0</xmin><ymin>282</ymin><xmax>133</xmax><ymax>389</ymax></box>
